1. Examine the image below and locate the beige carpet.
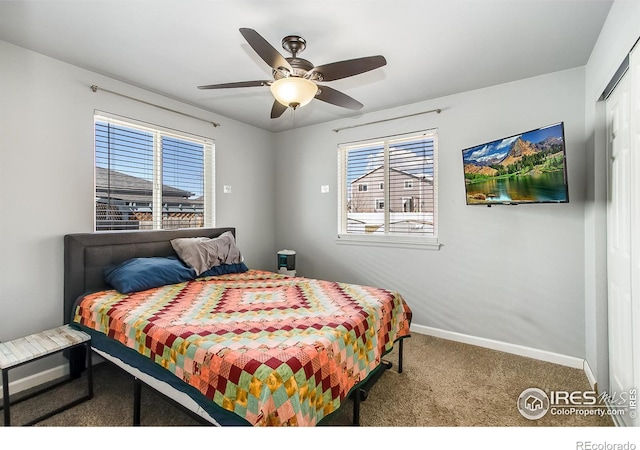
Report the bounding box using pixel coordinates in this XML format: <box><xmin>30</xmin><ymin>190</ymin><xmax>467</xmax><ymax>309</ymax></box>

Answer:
<box><xmin>4</xmin><ymin>332</ymin><xmax>614</xmax><ymax>427</ymax></box>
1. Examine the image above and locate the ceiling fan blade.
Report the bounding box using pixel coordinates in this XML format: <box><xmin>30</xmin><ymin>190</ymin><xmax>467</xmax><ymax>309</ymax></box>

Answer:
<box><xmin>239</xmin><ymin>28</ymin><xmax>293</xmax><ymax>72</ymax></box>
<box><xmin>310</xmin><ymin>55</ymin><xmax>387</xmax><ymax>82</ymax></box>
<box><xmin>197</xmin><ymin>80</ymin><xmax>270</xmax><ymax>89</ymax></box>
<box><xmin>315</xmin><ymin>85</ymin><xmax>363</xmax><ymax>110</ymax></box>
<box><xmin>271</xmin><ymin>100</ymin><xmax>288</xmax><ymax>119</ymax></box>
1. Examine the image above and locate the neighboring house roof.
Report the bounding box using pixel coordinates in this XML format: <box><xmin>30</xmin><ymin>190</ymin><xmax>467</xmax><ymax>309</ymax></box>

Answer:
<box><xmin>95</xmin><ymin>167</ymin><xmax>201</xmax><ymax>206</ymax></box>
<box><xmin>96</xmin><ymin>166</ymin><xmax>193</xmax><ymax>198</ymax></box>
<box><xmin>351</xmin><ymin>165</ymin><xmax>433</xmax><ymax>184</ymax></box>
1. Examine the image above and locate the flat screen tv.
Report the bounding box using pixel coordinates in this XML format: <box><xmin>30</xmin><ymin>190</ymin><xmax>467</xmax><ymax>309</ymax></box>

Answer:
<box><xmin>461</xmin><ymin>122</ymin><xmax>569</xmax><ymax>206</ymax></box>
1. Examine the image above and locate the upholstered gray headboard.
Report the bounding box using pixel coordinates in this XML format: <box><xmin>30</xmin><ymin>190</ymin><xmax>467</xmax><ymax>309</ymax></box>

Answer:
<box><xmin>63</xmin><ymin>227</ymin><xmax>235</xmax><ymax>325</ymax></box>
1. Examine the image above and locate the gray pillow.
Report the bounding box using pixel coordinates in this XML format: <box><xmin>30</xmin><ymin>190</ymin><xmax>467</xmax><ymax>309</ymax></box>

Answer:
<box><xmin>170</xmin><ymin>231</ymin><xmax>243</xmax><ymax>276</ymax></box>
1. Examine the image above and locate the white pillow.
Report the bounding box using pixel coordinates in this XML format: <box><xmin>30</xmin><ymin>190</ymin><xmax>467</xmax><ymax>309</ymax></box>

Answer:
<box><xmin>170</xmin><ymin>231</ymin><xmax>243</xmax><ymax>276</ymax></box>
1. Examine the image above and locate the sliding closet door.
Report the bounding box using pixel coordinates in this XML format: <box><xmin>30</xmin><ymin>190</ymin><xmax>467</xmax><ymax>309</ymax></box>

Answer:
<box><xmin>630</xmin><ymin>45</ymin><xmax>640</xmax><ymax>429</ymax></box>
<box><xmin>606</xmin><ymin>44</ymin><xmax>639</xmax><ymax>427</ymax></box>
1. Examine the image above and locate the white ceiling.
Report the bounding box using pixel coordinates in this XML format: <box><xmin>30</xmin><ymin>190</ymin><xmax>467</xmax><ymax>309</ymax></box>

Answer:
<box><xmin>0</xmin><ymin>0</ymin><xmax>613</xmax><ymax>132</ymax></box>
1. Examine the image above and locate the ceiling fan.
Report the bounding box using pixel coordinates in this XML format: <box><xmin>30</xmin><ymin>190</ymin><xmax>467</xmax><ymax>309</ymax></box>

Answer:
<box><xmin>197</xmin><ymin>28</ymin><xmax>387</xmax><ymax>119</ymax></box>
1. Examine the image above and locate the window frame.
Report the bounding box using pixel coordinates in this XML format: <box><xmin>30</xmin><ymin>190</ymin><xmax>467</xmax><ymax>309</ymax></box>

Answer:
<box><xmin>337</xmin><ymin>129</ymin><xmax>440</xmax><ymax>250</ymax></box>
<box><xmin>94</xmin><ymin>113</ymin><xmax>215</xmax><ymax>231</ymax></box>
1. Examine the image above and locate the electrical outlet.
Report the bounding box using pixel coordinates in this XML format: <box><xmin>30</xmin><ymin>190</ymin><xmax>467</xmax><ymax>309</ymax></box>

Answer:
<box><xmin>223</xmin><ymin>185</ymin><xmax>232</xmax><ymax>194</ymax></box>
<box><xmin>321</xmin><ymin>185</ymin><xmax>329</xmax><ymax>193</ymax></box>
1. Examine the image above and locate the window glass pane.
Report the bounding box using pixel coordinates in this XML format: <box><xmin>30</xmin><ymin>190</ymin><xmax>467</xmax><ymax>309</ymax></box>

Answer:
<box><xmin>340</xmin><ymin>130</ymin><xmax>437</xmax><ymax>240</ymax></box>
<box><xmin>345</xmin><ymin>143</ymin><xmax>385</xmax><ymax>234</ymax></box>
<box><xmin>161</xmin><ymin>137</ymin><xmax>205</xmax><ymax>229</ymax></box>
<box><xmin>388</xmin><ymin>136</ymin><xmax>435</xmax><ymax>236</ymax></box>
<box><xmin>94</xmin><ymin>116</ymin><xmax>212</xmax><ymax>231</ymax></box>
<box><xmin>95</xmin><ymin>121</ymin><xmax>154</xmax><ymax>230</ymax></box>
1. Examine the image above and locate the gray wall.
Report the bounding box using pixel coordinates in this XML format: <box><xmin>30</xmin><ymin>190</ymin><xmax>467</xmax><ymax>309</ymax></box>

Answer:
<box><xmin>0</xmin><ymin>41</ymin><xmax>277</xmax><ymax>363</ymax></box>
<box><xmin>274</xmin><ymin>67</ymin><xmax>587</xmax><ymax>358</ymax></box>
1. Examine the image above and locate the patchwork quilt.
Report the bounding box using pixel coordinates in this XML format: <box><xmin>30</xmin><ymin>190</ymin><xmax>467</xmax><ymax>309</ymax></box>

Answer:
<box><xmin>73</xmin><ymin>270</ymin><xmax>412</xmax><ymax>426</ymax></box>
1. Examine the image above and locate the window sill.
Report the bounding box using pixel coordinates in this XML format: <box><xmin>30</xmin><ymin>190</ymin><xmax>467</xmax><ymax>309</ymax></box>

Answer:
<box><xmin>336</xmin><ymin>233</ymin><xmax>441</xmax><ymax>250</ymax></box>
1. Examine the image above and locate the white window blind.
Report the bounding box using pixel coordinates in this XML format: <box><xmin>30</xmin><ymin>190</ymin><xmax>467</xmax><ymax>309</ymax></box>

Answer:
<box><xmin>94</xmin><ymin>115</ymin><xmax>214</xmax><ymax>231</ymax></box>
<box><xmin>338</xmin><ymin>130</ymin><xmax>438</xmax><ymax>247</ymax></box>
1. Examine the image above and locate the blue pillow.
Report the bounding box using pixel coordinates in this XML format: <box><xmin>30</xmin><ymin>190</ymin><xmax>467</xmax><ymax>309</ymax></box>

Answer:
<box><xmin>104</xmin><ymin>256</ymin><xmax>197</xmax><ymax>294</ymax></box>
<box><xmin>198</xmin><ymin>262</ymin><xmax>249</xmax><ymax>278</ymax></box>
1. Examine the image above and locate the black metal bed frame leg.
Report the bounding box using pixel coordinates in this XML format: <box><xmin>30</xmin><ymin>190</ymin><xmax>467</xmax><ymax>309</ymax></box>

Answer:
<box><xmin>133</xmin><ymin>378</ymin><xmax>141</xmax><ymax>426</ymax></box>
<box><xmin>68</xmin><ymin>345</ymin><xmax>86</xmax><ymax>379</ymax></box>
<box><xmin>398</xmin><ymin>338</ymin><xmax>404</xmax><ymax>373</ymax></box>
<box><xmin>352</xmin><ymin>389</ymin><xmax>366</xmax><ymax>426</ymax></box>
<box><xmin>350</xmin><ymin>360</ymin><xmax>392</xmax><ymax>426</ymax></box>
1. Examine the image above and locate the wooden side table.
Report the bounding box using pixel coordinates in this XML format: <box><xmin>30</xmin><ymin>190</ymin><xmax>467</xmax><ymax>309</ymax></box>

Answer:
<box><xmin>0</xmin><ymin>325</ymin><xmax>93</xmax><ymax>426</ymax></box>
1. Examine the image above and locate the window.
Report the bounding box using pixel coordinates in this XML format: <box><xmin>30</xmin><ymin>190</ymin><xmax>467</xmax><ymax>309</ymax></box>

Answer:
<box><xmin>338</xmin><ymin>129</ymin><xmax>438</xmax><ymax>247</ymax></box>
<box><xmin>94</xmin><ymin>115</ymin><xmax>214</xmax><ymax>231</ymax></box>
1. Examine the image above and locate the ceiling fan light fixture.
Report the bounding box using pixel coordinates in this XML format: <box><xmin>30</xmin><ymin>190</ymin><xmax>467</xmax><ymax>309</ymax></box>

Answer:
<box><xmin>198</xmin><ymin>29</ymin><xmax>387</xmax><ymax>119</ymax></box>
<box><xmin>270</xmin><ymin>77</ymin><xmax>317</xmax><ymax>109</ymax></box>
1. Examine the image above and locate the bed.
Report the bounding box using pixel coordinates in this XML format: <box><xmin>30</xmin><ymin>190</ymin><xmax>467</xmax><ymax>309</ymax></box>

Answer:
<box><xmin>63</xmin><ymin>227</ymin><xmax>412</xmax><ymax>426</ymax></box>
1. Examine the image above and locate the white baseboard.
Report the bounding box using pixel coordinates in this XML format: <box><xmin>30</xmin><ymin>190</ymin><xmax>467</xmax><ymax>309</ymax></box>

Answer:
<box><xmin>583</xmin><ymin>358</ymin><xmax>598</xmax><ymax>391</ymax></box>
<box><xmin>411</xmin><ymin>323</ymin><xmax>586</xmax><ymax>370</ymax></box>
